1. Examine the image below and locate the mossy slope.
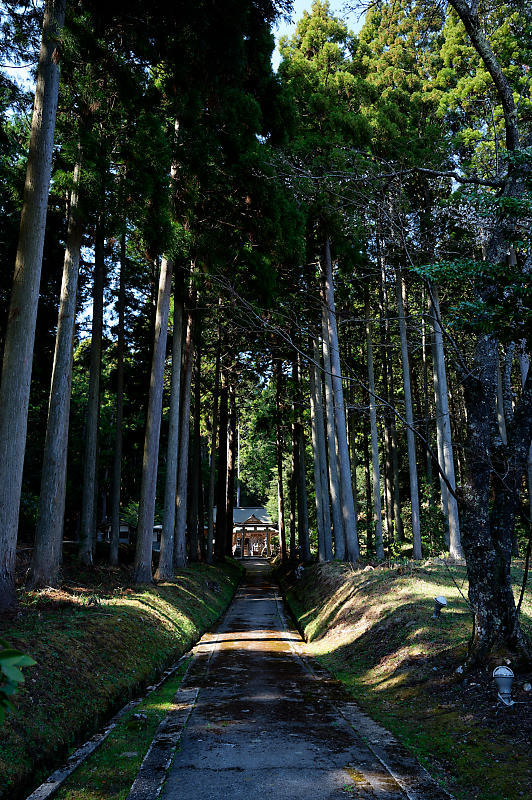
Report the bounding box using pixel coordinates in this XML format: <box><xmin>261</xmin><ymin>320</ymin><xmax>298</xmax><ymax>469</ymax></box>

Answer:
<box><xmin>281</xmin><ymin>560</ymin><xmax>531</xmax><ymax>800</ymax></box>
<box><xmin>0</xmin><ymin>560</ymin><xmax>242</xmax><ymax>800</ymax></box>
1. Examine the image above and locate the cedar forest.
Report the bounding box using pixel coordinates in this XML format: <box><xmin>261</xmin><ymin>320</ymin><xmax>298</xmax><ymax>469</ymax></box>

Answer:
<box><xmin>0</xmin><ymin>0</ymin><xmax>531</xmax><ymax>678</ymax></box>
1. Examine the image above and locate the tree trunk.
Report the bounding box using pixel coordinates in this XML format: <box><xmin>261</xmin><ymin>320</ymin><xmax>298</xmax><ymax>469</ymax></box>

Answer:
<box><xmin>28</xmin><ymin>159</ymin><xmax>82</xmax><ymax>588</ymax></box>
<box><xmin>295</xmin><ymin>352</ymin><xmax>310</xmax><ymax>561</ymax></box>
<box><xmin>323</xmin><ymin>239</ymin><xmax>359</xmax><ymax>561</ymax></box>
<box><xmin>0</xmin><ymin>0</ymin><xmax>66</xmax><ymax>612</ymax></box>
<box><xmin>133</xmin><ymin>255</ymin><xmax>173</xmax><ymax>583</ymax></box>
<box><xmin>174</xmin><ymin>286</ymin><xmax>196</xmax><ymax>568</ymax></box>
<box><xmin>109</xmin><ymin>233</ymin><xmax>126</xmax><ymax>567</ymax></box>
<box><xmin>447</xmin><ymin>0</ymin><xmax>531</xmax><ymax>666</ymax></box>
<box><xmin>429</xmin><ymin>284</ymin><xmax>463</xmax><ymax>559</ymax></box>
<box><xmin>289</xmin><ymin>351</ymin><xmax>298</xmax><ymax>560</ymax></box>
<box><xmin>214</xmin><ymin>369</ymin><xmax>228</xmax><ymax>562</ymax></box>
<box><xmin>321</xmin><ymin>313</ymin><xmax>343</xmax><ymax>560</ymax></box>
<box><xmin>188</xmin><ymin>314</ymin><xmax>202</xmax><ymax>562</ymax></box>
<box><xmin>155</xmin><ymin>275</ymin><xmax>184</xmax><ymax>579</ymax></box>
<box><xmin>365</xmin><ymin>288</ymin><xmax>384</xmax><ymax>560</ymax></box>
<box><xmin>396</xmin><ymin>269</ymin><xmax>422</xmax><ymax>559</ymax></box>
<box><xmin>79</xmin><ymin>218</ymin><xmax>106</xmax><ymax>566</ymax></box>
<box><xmin>275</xmin><ymin>357</ymin><xmax>287</xmax><ymax>563</ymax></box>
<box><xmin>309</xmin><ymin>338</ymin><xmax>330</xmax><ymax>562</ymax></box>
<box><xmin>226</xmin><ymin>383</ymin><xmax>236</xmax><ymax>557</ymax></box>
<box><xmin>206</xmin><ymin>329</ymin><xmax>221</xmax><ymax>564</ymax></box>
<box><xmin>362</xmin><ymin>408</ymin><xmax>372</xmax><ymax>555</ymax></box>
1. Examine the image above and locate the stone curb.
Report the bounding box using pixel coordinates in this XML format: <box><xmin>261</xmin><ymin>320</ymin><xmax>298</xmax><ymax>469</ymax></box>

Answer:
<box><xmin>24</xmin><ymin>656</ymin><xmax>188</xmax><ymax>800</ymax></box>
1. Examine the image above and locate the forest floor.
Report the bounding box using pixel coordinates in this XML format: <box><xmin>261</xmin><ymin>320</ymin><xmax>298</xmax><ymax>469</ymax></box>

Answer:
<box><xmin>280</xmin><ymin>559</ymin><xmax>532</xmax><ymax>800</ymax></box>
<box><xmin>0</xmin><ymin>556</ymin><xmax>242</xmax><ymax>800</ymax></box>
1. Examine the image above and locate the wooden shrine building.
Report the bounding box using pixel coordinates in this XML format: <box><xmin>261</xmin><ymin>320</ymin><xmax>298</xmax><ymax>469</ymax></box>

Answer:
<box><xmin>231</xmin><ymin>507</ymin><xmax>278</xmax><ymax>557</ymax></box>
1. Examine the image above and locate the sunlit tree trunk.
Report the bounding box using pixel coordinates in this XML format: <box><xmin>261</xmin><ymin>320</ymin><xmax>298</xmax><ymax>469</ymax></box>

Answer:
<box><xmin>321</xmin><ymin>313</ymin><xmax>343</xmax><ymax>560</ymax></box>
<box><xmin>79</xmin><ymin>218</ymin><xmax>106</xmax><ymax>566</ymax></box>
<box><xmin>155</xmin><ymin>276</ymin><xmax>184</xmax><ymax>579</ymax></box>
<box><xmin>174</xmin><ymin>286</ymin><xmax>196</xmax><ymax>568</ymax></box>
<box><xmin>133</xmin><ymin>255</ymin><xmax>173</xmax><ymax>583</ymax></box>
<box><xmin>323</xmin><ymin>239</ymin><xmax>359</xmax><ymax>561</ymax></box>
<box><xmin>309</xmin><ymin>338</ymin><xmax>330</xmax><ymax>561</ymax></box>
<box><xmin>0</xmin><ymin>0</ymin><xmax>66</xmax><ymax>611</ymax></box>
<box><xmin>109</xmin><ymin>233</ymin><xmax>126</xmax><ymax>567</ymax></box>
<box><xmin>365</xmin><ymin>288</ymin><xmax>384</xmax><ymax>560</ymax></box>
<box><xmin>396</xmin><ymin>269</ymin><xmax>422</xmax><ymax>559</ymax></box>
<box><xmin>28</xmin><ymin>159</ymin><xmax>82</xmax><ymax>588</ymax></box>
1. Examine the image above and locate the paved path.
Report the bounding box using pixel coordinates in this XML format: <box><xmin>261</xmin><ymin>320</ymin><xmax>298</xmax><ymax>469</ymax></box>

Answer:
<box><xmin>128</xmin><ymin>559</ymin><xmax>452</xmax><ymax>800</ymax></box>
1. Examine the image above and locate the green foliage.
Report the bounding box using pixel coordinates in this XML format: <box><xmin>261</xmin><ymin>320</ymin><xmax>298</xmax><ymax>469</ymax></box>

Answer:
<box><xmin>0</xmin><ymin>640</ymin><xmax>36</xmax><ymax>725</ymax></box>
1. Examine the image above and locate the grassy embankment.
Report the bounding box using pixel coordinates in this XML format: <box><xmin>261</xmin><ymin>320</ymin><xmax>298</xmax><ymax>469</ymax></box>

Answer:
<box><xmin>0</xmin><ymin>559</ymin><xmax>242</xmax><ymax>800</ymax></box>
<box><xmin>281</xmin><ymin>560</ymin><xmax>531</xmax><ymax>800</ymax></box>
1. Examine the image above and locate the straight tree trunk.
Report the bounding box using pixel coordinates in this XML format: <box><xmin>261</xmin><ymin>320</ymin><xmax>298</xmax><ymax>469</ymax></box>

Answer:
<box><xmin>421</xmin><ymin>287</ymin><xmax>434</xmax><ymax>499</ymax></box>
<box><xmin>323</xmin><ymin>239</ymin><xmax>359</xmax><ymax>561</ymax></box>
<box><xmin>321</xmin><ymin>315</ymin><xmax>343</xmax><ymax>560</ymax></box>
<box><xmin>226</xmin><ymin>384</ymin><xmax>237</xmax><ymax>556</ymax></box>
<box><xmin>214</xmin><ymin>369</ymin><xmax>228</xmax><ymax>562</ymax></box>
<box><xmin>188</xmin><ymin>314</ymin><xmax>202</xmax><ymax>562</ymax></box>
<box><xmin>429</xmin><ymin>284</ymin><xmax>463</xmax><ymax>560</ymax></box>
<box><xmin>174</xmin><ymin>286</ymin><xmax>196</xmax><ymax>568</ymax></box>
<box><xmin>396</xmin><ymin>269</ymin><xmax>422</xmax><ymax>559</ymax></box>
<box><xmin>109</xmin><ymin>233</ymin><xmax>126</xmax><ymax>567</ymax></box>
<box><xmin>289</xmin><ymin>351</ymin><xmax>298</xmax><ymax>560</ymax></box>
<box><xmin>0</xmin><ymin>0</ymin><xmax>66</xmax><ymax>611</ymax></box>
<box><xmin>295</xmin><ymin>352</ymin><xmax>310</xmax><ymax>562</ymax></box>
<box><xmin>365</xmin><ymin>288</ymin><xmax>384</xmax><ymax>561</ymax></box>
<box><xmin>206</xmin><ymin>330</ymin><xmax>221</xmax><ymax>564</ymax></box>
<box><xmin>275</xmin><ymin>357</ymin><xmax>287</xmax><ymax>563</ymax></box>
<box><xmin>309</xmin><ymin>338</ymin><xmax>329</xmax><ymax>562</ymax></box>
<box><xmin>155</xmin><ymin>275</ymin><xmax>184</xmax><ymax>579</ymax></box>
<box><xmin>362</xmin><ymin>410</ymin><xmax>372</xmax><ymax>555</ymax></box>
<box><xmin>79</xmin><ymin>218</ymin><xmax>106</xmax><ymax>565</ymax></box>
<box><xmin>133</xmin><ymin>255</ymin><xmax>173</xmax><ymax>583</ymax></box>
<box><xmin>28</xmin><ymin>159</ymin><xmax>82</xmax><ymax>588</ymax></box>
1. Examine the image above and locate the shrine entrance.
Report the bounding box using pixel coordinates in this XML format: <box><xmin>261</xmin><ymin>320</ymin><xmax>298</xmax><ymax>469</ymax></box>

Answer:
<box><xmin>231</xmin><ymin>507</ymin><xmax>278</xmax><ymax>557</ymax></box>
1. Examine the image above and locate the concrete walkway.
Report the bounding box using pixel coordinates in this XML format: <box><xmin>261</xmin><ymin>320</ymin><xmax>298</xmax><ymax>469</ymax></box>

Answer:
<box><xmin>128</xmin><ymin>559</ymin><xmax>452</xmax><ymax>800</ymax></box>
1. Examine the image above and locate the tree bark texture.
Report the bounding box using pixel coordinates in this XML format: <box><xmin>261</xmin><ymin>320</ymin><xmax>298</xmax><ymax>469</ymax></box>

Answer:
<box><xmin>133</xmin><ymin>255</ymin><xmax>173</xmax><ymax>583</ymax></box>
<box><xmin>365</xmin><ymin>289</ymin><xmax>384</xmax><ymax>561</ymax></box>
<box><xmin>79</xmin><ymin>218</ymin><xmax>106</xmax><ymax>566</ymax></box>
<box><xmin>321</xmin><ymin>316</ymin><xmax>343</xmax><ymax>560</ymax></box>
<box><xmin>429</xmin><ymin>284</ymin><xmax>463</xmax><ymax>559</ymax></box>
<box><xmin>226</xmin><ymin>383</ymin><xmax>236</xmax><ymax>556</ymax></box>
<box><xmin>275</xmin><ymin>358</ymin><xmax>287</xmax><ymax>562</ymax></box>
<box><xmin>206</xmin><ymin>331</ymin><xmax>221</xmax><ymax>564</ymax></box>
<box><xmin>309</xmin><ymin>339</ymin><xmax>329</xmax><ymax>562</ymax></box>
<box><xmin>396</xmin><ymin>269</ymin><xmax>422</xmax><ymax>559</ymax></box>
<box><xmin>295</xmin><ymin>352</ymin><xmax>310</xmax><ymax>562</ymax></box>
<box><xmin>110</xmin><ymin>233</ymin><xmax>126</xmax><ymax>567</ymax></box>
<box><xmin>0</xmin><ymin>0</ymin><xmax>66</xmax><ymax>612</ymax></box>
<box><xmin>214</xmin><ymin>369</ymin><xmax>228</xmax><ymax>562</ymax></box>
<box><xmin>188</xmin><ymin>314</ymin><xmax>203</xmax><ymax>562</ymax></box>
<box><xmin>174</xmin><ymin>288</ymin><xmax>196</xmax><ymax>568</ymax></box>
<box><xmin>323</xmin><ymin>239</ymin><xmax>359</xmax><ymax>561</ymax></box>
<box><xmin>28</xmin><ymin>159</ymin><xmax>82</xmax><ymax>588</ymax></box>
<box><xmin>155</xmin><ymin>278</ymin><xmax>184</xmax><ymax>579</ymax></box>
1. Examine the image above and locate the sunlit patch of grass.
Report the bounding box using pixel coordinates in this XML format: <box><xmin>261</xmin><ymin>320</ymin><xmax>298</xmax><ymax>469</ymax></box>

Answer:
<box><xmin>281</xmin><ymin>560</ymin><xmax>531</xmax><ymax>800</ymax></box>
